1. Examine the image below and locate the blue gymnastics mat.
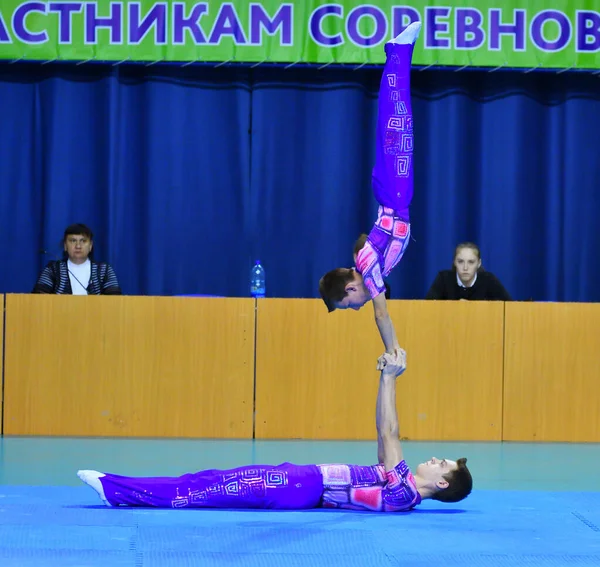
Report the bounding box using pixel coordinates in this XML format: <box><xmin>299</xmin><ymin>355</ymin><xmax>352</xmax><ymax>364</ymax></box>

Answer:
<box><xmin>0</xmin><ymin>484</ymin><xmax>599</xmax><ymax>566</ymax></box>
<box><xmin>1</xmin><ymin>438</ymin><xmax>599</xmax><ymax>566</ymax></box>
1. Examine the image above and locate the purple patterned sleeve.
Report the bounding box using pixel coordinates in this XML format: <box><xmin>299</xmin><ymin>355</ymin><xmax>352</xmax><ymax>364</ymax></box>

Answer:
<box><xmin>356</xmin><ymin>206</ymin><xmax>412</xmax><ymax>299</ymax></box>
<box><xmin>355</xmin><ymin>240</ymin><xmax>386</xmax><ymax>299</ymax></box>
<box><xmin>381</xmin><ymin>460</ymin><xmax>422</xmax><ymax>512</ymax></box>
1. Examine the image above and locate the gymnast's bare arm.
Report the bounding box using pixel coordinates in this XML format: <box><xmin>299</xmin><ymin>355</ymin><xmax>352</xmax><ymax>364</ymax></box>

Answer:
<box><xmin>376</xmin><ymin>350</ymin><xmax>406</xmax><ymax>471</ymax></box>
<box><xmin>372</xmin><ymin>293</ymin><xmax>400</xmax><ymax>355</ymax></box>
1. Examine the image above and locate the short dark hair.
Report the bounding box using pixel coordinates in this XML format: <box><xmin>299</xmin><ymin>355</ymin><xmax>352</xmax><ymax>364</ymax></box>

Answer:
<box><xmin>431</xmin><ymin>457</ymin><xmax>473</xmax><ymax>503</ymax></box>
<box><xmin>353</xmin><ymin>233</ymin><xmax>369</xmax><ymax>258</ymax></box>
<box><xmin>64</xmin><ymin>223</ymin><xmax>93</xmax><ymax>242</ymax></box>
<box><xmin>318</xmin><ymin>268</ymin><xmax>355</xmax><ymax>312</ymax></box>
<box><xmin>384</xmin><ymin>281</ymin><xmax>391</xmax><ymax>300</ymax></box>
<box><xmin>62</xmin><ymin>224</ymin><xmax>94</xmax><ymax>260</ymax></box>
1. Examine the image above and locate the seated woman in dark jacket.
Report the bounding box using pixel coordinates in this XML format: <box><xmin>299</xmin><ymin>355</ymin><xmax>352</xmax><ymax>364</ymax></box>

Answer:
<box><xmin>425</xmin><ymin>242</ymin><xmax>510</xmax><ymax>301</ymax></box>
<box><xmin>33</xmin><ymin>223</ymin><xmax>121</xmax><ymax>295</ymax></box>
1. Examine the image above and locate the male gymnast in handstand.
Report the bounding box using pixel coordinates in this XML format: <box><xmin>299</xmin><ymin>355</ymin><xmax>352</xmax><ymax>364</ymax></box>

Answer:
<box><xmin>319</xmin><ymin>21</ymin><xmax>422</xmax><ymax>360</ymax></box>
<box><xmin>78</xmin><ymin>349</ymin><xmax>472</xmax><ymax>511</ymax></box>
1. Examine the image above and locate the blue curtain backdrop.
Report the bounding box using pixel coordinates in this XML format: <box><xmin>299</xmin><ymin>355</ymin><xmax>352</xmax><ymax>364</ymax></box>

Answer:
<box><xmin>0</xmin><ymin>63</ymin><xmax>599</xmax><ymax>302</ymax></box>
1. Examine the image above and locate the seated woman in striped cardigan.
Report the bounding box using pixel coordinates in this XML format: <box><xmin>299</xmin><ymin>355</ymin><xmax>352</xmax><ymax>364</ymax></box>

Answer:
<box><xmin>33</xmin><ymin>223</ymin><xmax>121</xmax><ymax>295</ymax></box>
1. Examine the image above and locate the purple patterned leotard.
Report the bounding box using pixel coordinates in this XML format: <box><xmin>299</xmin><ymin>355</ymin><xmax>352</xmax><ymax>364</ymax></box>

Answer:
<box><xmin>318</xmin><ymin>460</ymin><xmax>421</xmax><ymax>512</ymax></box>
<box><xmin>356</xmin><ymin>42</ymin><xmax>416</xmax><ymax>299</ymax></box>
<box><xmin>95</xmin><ymin>460</ymin><xmax>420</xmax><ymax>513</ymax></box>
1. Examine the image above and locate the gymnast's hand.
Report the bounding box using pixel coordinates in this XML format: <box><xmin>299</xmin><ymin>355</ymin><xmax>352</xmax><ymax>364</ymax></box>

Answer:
<box><xmin>377</xmin><ymin>348</ymin><xmax>406</xmax><ymax>376</ymax></box>
<box><xmin>376</xmin><ymin>348</ymin><xmax>404</xmax><ymax>370</ymax></box>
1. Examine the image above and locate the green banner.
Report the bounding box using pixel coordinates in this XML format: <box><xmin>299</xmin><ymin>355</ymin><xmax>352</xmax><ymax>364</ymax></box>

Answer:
<box><xmin>0</xmin><ymin>1</ymin><xmax>599</xmax><ymax>69</ymax></box>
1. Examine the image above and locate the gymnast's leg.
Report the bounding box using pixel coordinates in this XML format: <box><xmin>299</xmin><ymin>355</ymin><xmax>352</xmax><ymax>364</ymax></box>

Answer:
<box><xmin>78</xmin><ymin>462</ymin><xmax>324</xmax><ymax>510</ymax></box>
<box><xmin>371</xmin><ymin>21</ymin><xmax>420</xmax><ymax>223</ymax></box>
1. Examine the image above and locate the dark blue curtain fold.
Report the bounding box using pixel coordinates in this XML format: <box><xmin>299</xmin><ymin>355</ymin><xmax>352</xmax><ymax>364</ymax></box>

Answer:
<box><xmin>1</xmin><ymin>63</ymin><xmax>599</xmax><ymax>301</ymax></box>
<box><xmin>249</xmin><ymin>70</ymin><xmax>380</xmax><ymax>299</ymax></box>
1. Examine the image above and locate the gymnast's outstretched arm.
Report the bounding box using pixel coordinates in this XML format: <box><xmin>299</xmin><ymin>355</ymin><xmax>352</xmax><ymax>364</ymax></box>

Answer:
<box><xmin>372</xmin><ymin>293</ymin><xmax>400</xmax><ymax>354</ymax></box>
<box><xmin>376</xmin><ymin>350</ymin><xmax>406</xmax><ymax>471</ymax></box>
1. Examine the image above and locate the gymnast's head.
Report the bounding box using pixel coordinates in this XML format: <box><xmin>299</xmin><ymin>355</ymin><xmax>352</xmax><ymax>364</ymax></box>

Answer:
<box><xmin>414</xmin><ymin>457</ymin><xmax>473</xmax><ymax>502</ymax></box>
<box><xmin>453</xmin><ymin>242</ymin><xmax>483</xmax><ymax>287</ymax></box>
<box><xmin>319</xmin><ymin>268</ymin><xmax>371</xmax><ymax>312</ymax></box>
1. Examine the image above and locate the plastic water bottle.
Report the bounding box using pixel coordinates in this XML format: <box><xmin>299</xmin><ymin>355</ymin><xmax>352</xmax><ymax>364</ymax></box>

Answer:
<box><xmin>250</xmin><ymin>260</ymin><xmax>266</xmax><ymax>298</ymax></box>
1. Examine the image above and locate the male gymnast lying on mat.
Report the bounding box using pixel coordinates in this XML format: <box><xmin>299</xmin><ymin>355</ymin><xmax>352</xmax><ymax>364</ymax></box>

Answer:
<box><xmin>319</xmin><ymin>22</ymin><xmax>422</xmax><ymax>362</ymax></box>
<box><xmin>78</xmin><ymin>349</ymin><xmax>472</xmax><ymax>512</ymax></box>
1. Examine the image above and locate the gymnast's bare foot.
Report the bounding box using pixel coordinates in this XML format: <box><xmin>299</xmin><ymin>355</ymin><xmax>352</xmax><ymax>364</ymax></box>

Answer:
<box><xmin>77</xmin><ymin>470</ymin><xmax>112</xmax><ymax>507</ymax></box>
<box><xmin>387</xmin><ymin>21</ymin><xmax>422</xmax><ymax>46</ymax></box>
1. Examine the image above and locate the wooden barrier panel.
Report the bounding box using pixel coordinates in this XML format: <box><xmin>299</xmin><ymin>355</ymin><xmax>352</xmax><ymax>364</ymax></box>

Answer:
<box><xmin>503</xmin><ymin>302</ymin><xmax>600</xmax><ymax>442</ymax></box>
<box><xmin>255</xmin><ymin>299</ymin><xmax>504</xmax><ymax>441</ymax></box>
<box><xmin>3</xmin><ymin>294</ymin><xmax>254</xmax><ymax>438</ymax></box>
